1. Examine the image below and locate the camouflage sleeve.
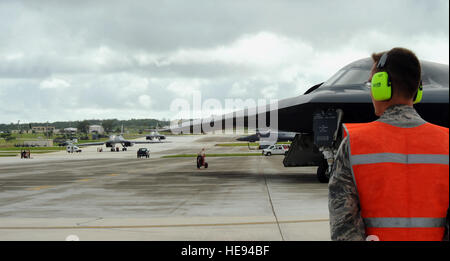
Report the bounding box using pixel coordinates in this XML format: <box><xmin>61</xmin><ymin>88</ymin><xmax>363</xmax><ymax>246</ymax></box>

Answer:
<box><xmin>444</xmin><ymin>207</ymin><xmax>449</xmax><ymax>241</ymax></box>
<box><xmin>328</xmin><ymin>137</ymin><xmax>366</xmax><ymax>241</ymax></box>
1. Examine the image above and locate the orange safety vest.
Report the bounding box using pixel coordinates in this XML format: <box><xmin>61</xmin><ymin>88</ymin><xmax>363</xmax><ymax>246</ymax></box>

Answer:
<box><xmin>343</xmin><ymin>121</ymin><xmax>449</xmax><ymax>241</ymax></box>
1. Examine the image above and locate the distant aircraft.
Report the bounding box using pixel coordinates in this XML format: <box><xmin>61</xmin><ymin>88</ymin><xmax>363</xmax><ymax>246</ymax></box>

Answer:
<box><xmin>145</xmin><ymin>124</ymin><xmax>167</xmax><ymax>141</ymax></box>
<box><xmin>75</xmin><ymin>125</ymin><xmax>165</xmax><ymax>151</ymax></box>
<box><xmin>74</xmin><ymin>134</ymin><xmax>163</xmax><ymax>151</ymax></box>
<box><xmin>146</xmin><ymin>130</ymin><xmax>166</xmax><ymax>141</ymax></box>
<box><xmin>170</xmin><ymin>57</ymin><xmax>449</xmax><ymax>183</ymax></box>
<box><xmin>236</xmin><ymin>129</ymin><xmax>296</xmax><ymax>142</ymax></box>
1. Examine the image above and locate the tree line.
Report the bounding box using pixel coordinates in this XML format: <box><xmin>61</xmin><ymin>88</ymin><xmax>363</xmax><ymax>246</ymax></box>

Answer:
<box><xmin>0</xmin><ymin>118</ymin><xmax>170</xmax><ymax>134</ymax></box>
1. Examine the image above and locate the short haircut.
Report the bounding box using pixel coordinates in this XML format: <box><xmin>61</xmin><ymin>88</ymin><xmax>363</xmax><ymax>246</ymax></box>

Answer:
<box><xmin>371</xmin><ymin>47</ymin><xmax>421</xmax><ymax>100</ymax></box>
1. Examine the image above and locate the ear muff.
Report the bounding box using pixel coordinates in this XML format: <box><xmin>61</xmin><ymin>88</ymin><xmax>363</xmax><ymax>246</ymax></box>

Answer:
<box><xmin>372</xmin><ymin>52</ymin><xmax>422</xmax><ymax>103</ymax></box>
<box><xmin>413</xmin><ymin>81</ymin><xmax>423</xmax><ymax>104</ymax></box>
<box><xmin>371</xmin><ymin>71</ymin><xmax>392</xmax><ymax>101</ymax></box>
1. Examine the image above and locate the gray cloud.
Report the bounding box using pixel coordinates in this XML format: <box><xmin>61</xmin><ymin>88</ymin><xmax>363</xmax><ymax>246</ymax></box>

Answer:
<box><xmin>0</xmin><ymin>0</ymin><xmax>448</xmax><ymax>123</ymax></box>
<box><xmin>15</xmin><ymin>1</ymin><xmax>449</xmax><ymax>50</ymax></box>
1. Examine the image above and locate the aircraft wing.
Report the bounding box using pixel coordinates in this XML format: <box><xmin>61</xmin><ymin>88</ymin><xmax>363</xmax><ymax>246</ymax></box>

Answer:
<box><xmin>146</xmin><ymin>134</ymin><xmax>165</xmax><ymax>138</ymax></box>
<box><xmin>76</xmin><ymin>142</ymin><xmax>106</xmax><ymax>147</ymax></box>
<box><xmin>132</xmin><ymin>140</ymin><xmax>168</xmax><ymax>144</ymax></box>
<box><xmin>169</xmin><ymin>58</ymin><xmax>449</xmax><ymax>135</ymax></box>
<box><xmin>156</xmin><ymin>127</ymin><xmax>171</xmax><ymax>132</ymax></box>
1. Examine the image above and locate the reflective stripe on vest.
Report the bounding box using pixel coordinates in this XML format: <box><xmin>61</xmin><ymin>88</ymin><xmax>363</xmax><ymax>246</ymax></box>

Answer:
<box><xmin>364</xmin><ymin>217</ymin><xmax>446</xmax><ymax>228</ymax></box>
<box><xmin>351</xmin><ymin>153</ymin><xmax>449</xmax><ymax>165</ymax></box>
<box><xmin>343</xmin><ymin>121</ymin><xmax>449</xmax><ymax>241</ymax></box>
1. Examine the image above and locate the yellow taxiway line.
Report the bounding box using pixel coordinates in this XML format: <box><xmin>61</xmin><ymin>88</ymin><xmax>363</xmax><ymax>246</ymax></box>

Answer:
<box><xmin>0</xmin><ymin>219</ymin><xmax>329</xmax><ymax>230</ymax></box>
<box><xmin>25</xmin><ymin>185</ymin><xmax>54</xmax><ymax>191</ymax></box>
<box><xmin>76</xmin><ymin>178</ymin><xmax>93</xmax><ymax>182</ymax></box>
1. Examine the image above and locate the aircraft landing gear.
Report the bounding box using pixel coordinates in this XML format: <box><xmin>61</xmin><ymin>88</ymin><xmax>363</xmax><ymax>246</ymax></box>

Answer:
<box><xmin>197</xmin><ymin>156</ymin><xmax>208</xmax><ymax>169</ymax></box>
<box><xmin>313</xmin><ymin>109</ymin><xmax>343</xmax><ymax>183</ymax></box>
<box><xmin>317</xmin><ymin>156</ymin><xmax>330</xmax><ymax>183</ymax></box>
<box><xmin>316</xmin><ymin>146</ymin><xmax>338</xmax><ymax>183</ymax></box>
<box><xmin>122</xmin><ymin>147</ymin><xmax>127</xmax><ymax>151</ymax></box>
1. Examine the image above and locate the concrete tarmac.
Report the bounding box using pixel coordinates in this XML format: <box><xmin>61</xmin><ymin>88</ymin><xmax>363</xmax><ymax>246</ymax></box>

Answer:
<box><xmin>0</xmin><ymin>135</ymin><xmax>330</xmax><ymax>241</ymax></box>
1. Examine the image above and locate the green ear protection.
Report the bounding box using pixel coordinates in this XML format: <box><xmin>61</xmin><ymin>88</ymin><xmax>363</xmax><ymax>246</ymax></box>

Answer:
<box><xmin>371</xmin><ymin>53</ymin><xmax>423</xmax><ymax>104</ymax></box>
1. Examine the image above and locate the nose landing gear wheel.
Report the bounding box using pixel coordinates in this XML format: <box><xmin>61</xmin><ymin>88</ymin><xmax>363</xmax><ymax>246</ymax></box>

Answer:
<box><xmin>197</xmin><ymin>156</ymin><xmax>208</xmax><ymax>169</ymax></box>
<box><xmin>317</xmin><ymin>158</ymin><xmax>330</xmax><ymax>183</ymax></box>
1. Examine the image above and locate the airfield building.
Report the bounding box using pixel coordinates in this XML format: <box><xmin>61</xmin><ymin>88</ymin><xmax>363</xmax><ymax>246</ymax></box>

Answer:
<box><xmin>32</xmin><ymin>126</ymin><xmax>55</xmax><ymax>133</ymax></box>
<box><xmin>63</xmin><ymin>127</ymin><xmax>78</xmax><ymax>134</ymax></box>
<box><xmin>89</xmin><ymin>125</ymin><xmax>104</xmax><ymax>134</ymax></box>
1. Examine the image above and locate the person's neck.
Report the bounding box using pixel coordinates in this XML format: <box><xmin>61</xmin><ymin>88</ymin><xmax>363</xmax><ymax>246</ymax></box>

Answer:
<box><xmin>379</xmin><ymin>98</ymin><xmax>413</xmax><ymax>115</ymax></box>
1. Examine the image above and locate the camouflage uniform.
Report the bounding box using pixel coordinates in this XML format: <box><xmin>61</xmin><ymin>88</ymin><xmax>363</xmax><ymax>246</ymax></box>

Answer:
<box><xmin>328</xmin><ymin>104</ymin><xmax>449</xmax><ymax>241</ymax></box>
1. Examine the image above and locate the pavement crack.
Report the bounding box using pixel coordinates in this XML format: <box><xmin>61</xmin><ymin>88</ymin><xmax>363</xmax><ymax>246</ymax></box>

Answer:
<box><xmin>264</xmin><ymin>176</ymin><xmax>285</xmax><ymax>241</ymax></box>
<box><xmin>76</xmin><ymin>217</ymin><xmax>103</xmax><ymax>226</ymax></box>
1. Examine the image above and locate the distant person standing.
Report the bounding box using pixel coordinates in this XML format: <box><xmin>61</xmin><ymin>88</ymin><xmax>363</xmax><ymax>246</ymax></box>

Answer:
<box><xmin>197</xmin><ymin>148</ymin><xmax>207</xmax><ymax>169</ymax></box>
<box><xmin>198</xmin><ymin>148</ymin><xmax>206</xmax><ymax>157</ymax></box>
<box><xmin>328</xmin><ymin>47</ymin><xmax>449</xmax><ymax>241</ymax></box>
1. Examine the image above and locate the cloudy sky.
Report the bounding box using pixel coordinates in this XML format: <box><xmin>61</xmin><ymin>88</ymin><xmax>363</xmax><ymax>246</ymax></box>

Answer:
<box><xmin>0</xmin><ymin>0</ymin><xmax>448</xmax><ymax>124</ymax></box>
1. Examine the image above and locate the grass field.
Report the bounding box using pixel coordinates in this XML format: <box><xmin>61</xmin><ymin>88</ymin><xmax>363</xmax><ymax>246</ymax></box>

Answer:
<box><xmin>0</xmin><ymin>154</ymin><xmax>18</xmax><ymax>157</ymax></box>
<box><xmin>162</xmin><ymin>153</ymin><xmax>263</xmax><ymax>158</ymax></box>
<box><xmin>0</xmin><ymin>146</ymin><xmax>65</xmax><ymax>158</ymax></box>
<box><xmin>0</xmin><ymin>146</ymin><xmax>65</xmax><ymax>151</ymax></box>
<box><xmin>215</xmin><ymin>141</ymin><xmax>292</xmax><ymax>147</ymax></box>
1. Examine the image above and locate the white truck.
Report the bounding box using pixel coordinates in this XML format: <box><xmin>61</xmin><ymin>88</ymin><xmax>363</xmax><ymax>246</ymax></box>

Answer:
<box><xmin>66</xmin><ymin>145</ymin><xmax>82</xmax><ymax>153</ymax></box>
<box><xmin>262</xmin><ymin>144</ymin><xmax>290</xmax><ymax>156</ymax></box>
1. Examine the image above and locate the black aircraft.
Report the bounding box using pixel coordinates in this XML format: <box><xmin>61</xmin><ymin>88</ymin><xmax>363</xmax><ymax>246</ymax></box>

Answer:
<box><xmin>145</xmin><ymin>130</ymin><xmax>166</xmax><ymax>141</ymax></box>
<box><xmin>75</xmin><ymin>134</ymin><xmax>164</xmax><ymax>151</ymax></box>
<box><xmin>170</xmin><ymin>57</ymin><xmax>449</xmax><ymax>183</ymax></box>
<box><xmin>236</xmin><ymin>129</ymin><xmax>296</xmax><ymax>142</ymax></box>
<box><xmin>74</xmin><ymin>126</ymin><xmax>166</xmax><ymax>151</ymax></box>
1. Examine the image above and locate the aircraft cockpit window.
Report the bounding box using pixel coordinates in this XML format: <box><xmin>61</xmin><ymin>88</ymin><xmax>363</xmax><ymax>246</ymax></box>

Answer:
<box><xmin>323</xmin><ymin>68</ymin><xmax>371</xmax><ymax>87</ymax></box>
<box><xmin>335</xmin><ymin>68</ymin><xmax>371</xmax><ymax>85</ymax></box>
<box><xmin>421</xmin><ymin>64</ymin><xmax>449</xmax><ymax>86</ymax></box>
<box><xmin>322</xmin><ymin>69</ymin><xmax>345</xmax><ymax>87</ymax></box>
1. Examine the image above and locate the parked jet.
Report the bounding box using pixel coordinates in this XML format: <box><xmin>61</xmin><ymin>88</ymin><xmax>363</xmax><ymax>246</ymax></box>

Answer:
<box><xmin>74</xmin><ymin>126</ymin><xmax>165</xmax><ymax>151</ymax></box>
<box><xmin>146</xmin><ymin>130</ymin><xmax>166</xmax><ymax>141</ymax></box>
<box><xmin>236</xmin><ymin>129</ymin><xmax>296</xmax><ymax>142</ymax></box>
<box><xmin>170</xmin><ymin>57</ymin><xmax>448</xmax><ymax>183</ymax></box>
<box><xmin>75</xmin><ymin>134</ymin><xmax>164</xmax><ymax>151</ymax></box>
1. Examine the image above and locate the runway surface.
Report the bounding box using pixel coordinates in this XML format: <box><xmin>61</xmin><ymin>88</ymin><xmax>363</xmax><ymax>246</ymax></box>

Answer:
<box><xmin>0</xmin><ymin>135</ymin><xmax>330</xmax><ymax>240</ymax></box>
